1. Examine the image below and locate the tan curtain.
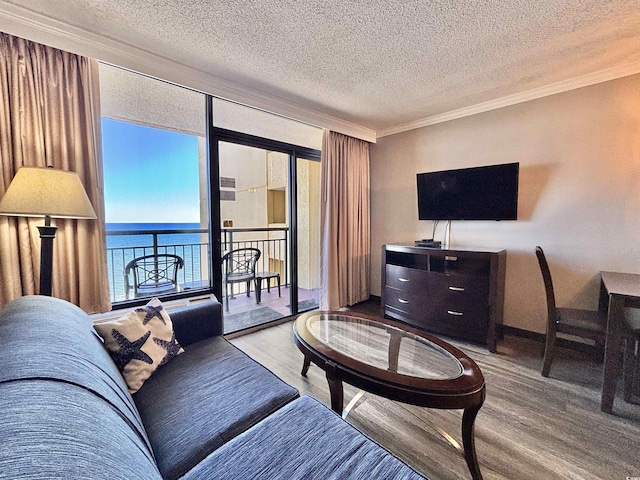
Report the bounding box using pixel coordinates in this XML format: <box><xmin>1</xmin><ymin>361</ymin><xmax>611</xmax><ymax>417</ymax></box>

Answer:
<box><xmin>320</xmin><ymin>129</ymin><xmax>370</xmax><ymax>309</ymax></box>
<box><xmin>0</xmin><ymin>33</ymin><xmax>111</xmax><ymax>312</ymax></box>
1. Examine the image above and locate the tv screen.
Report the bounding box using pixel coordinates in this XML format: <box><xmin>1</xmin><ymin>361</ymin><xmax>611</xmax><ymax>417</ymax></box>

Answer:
<box><xmin>417</xmin><ymin>163</ymin><xmax>519</xmax><ymax>220</ymax></box>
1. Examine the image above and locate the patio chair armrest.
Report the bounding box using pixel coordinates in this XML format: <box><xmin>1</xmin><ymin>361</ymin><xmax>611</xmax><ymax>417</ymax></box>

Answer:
<box><xmin>171</xmin><ymin>297</ymin><xmax>223</xmax><ymax>346</ymax></box>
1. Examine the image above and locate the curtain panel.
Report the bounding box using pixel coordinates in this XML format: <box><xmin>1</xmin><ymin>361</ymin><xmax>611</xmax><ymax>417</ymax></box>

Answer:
<box><xmin>0</xmin><ymin>33</ymin><xmax>111</xmax><ymax>312</ymax></box>
<box><xmin>320</xmin><ymin>130</ymin><xmax>371</xmax><ymax>310</ymax></box>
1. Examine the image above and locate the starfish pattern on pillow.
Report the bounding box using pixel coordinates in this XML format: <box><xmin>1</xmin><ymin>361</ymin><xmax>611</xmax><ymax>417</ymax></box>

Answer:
<box><xmin>110</xmin><ymin>329</ymin><xmax>153</xmax><ymax>370</ymax></box>
<box><xmin>135</xmin><ymin>305</ymin><xmax>166</xmax><ymax>325</ymax></box>
<box><xmin>94</xmin><ymin>298</ymin><xmax>184</xmax><ymax>393</ymax></box>
<box><xmin>154</xmin><ymin>331</ymin><xmax>184</xmax><ymax>366</ymax></box>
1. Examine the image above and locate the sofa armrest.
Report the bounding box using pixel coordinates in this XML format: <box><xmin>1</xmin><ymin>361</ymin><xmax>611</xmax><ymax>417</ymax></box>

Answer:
<box><xmin>171</xmin><ymin>299</ymin><xmax>223</xmax><ymax>346</ymax></box>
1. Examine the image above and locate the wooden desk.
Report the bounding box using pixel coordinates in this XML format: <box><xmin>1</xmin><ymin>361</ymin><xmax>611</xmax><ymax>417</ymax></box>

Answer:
<box><xmin>599</xmin><ymin>271</ymin><xmax>640</xmax><ymax>413</ymax></box>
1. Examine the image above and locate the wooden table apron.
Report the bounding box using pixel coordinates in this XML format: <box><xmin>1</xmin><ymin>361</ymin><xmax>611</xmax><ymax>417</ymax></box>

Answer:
<box><xmin>599</xmin><ymin>271</ymin><xmax>640</xmax><ymax>413</ymax></box>
<box><xmin>293</xmin><ymin>311</ymin><xmax>486</xmax><ymax>480</ymax></box>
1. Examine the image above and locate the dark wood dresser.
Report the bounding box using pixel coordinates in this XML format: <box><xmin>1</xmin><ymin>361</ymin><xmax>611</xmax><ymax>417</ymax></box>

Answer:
<box><xmin>381</xmin><ymin>244</ymin><xmax>506</xmax><ymax>352</ymax></box>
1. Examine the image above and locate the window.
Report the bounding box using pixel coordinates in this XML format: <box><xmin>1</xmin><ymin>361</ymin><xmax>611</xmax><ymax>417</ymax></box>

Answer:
<box><xmin>98</xmin><ymin>65</ymin><xmax>323</xmax><ymax>320</ymax></box>
<box><xmin>99</xmin><ymin>64</ymin><xmax>208</xmax><ymax>303</ymax></box>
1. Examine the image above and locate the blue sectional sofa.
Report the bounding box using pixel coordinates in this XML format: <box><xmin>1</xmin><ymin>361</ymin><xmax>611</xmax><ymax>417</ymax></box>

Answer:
<box><xmin>0</xmin><ymin>295</ymin><xmax>426</xmax><ymax>479</ymax></box>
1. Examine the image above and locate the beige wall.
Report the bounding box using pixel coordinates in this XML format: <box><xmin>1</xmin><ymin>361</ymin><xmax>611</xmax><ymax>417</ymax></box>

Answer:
<box><xmin>370</xmin><ymin>74</ymin><xmax>640</xmax><ymax>334</ymax></box>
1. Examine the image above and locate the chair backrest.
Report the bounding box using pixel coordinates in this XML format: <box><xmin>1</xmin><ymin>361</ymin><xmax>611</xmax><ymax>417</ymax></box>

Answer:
<box><xmin>222</xmin><ymin>248</ymin><xmax>261</xmax><ymax>279</ymax></box>
<box><xmin>125</xmin><ymin>254</ymin><xmax>184</xmax><ymax>293</ymax></box>
<box><xmin>535</xmin><ymin>246</ymin><xmax>557</xmax><ymax>330</ymax></box>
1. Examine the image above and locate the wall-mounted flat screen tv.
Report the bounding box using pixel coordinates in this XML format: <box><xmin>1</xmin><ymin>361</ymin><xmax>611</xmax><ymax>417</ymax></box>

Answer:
<box><xmin>417</xmin><ymin>162</ymin><xmax>519</xmax><ymax>220</ymax></box>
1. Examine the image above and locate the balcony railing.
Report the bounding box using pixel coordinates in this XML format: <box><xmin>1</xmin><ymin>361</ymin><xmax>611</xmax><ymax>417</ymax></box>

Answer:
<box><xmin>106</xmin><ymin>227</ymin><xmax>289</xmax><ymax>304</ymax></box>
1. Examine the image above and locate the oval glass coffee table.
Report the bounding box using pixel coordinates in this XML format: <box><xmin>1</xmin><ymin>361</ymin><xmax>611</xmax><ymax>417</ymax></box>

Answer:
<box><xmin>293</xmin><ymin>311</ymin><xmax>485</xmax><ymax>480</ymax></box>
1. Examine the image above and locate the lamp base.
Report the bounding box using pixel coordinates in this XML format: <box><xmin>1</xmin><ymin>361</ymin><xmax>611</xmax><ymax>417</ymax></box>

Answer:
<box><xmin>37</xmin><ymin>225</ymin><xmax>57</xmax><ymax>296</ymax></box>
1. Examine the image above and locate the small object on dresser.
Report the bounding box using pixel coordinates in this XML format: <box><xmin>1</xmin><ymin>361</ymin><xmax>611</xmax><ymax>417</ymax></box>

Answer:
<box><xmin>414</xmin><ymin>239</ymin><xmax>441</xmax><ymax>248</ymax></box>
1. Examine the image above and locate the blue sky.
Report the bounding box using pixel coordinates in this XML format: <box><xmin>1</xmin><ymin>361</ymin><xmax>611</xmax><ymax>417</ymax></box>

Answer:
<box><xmin>102</xmin><ymin>118</ymin><xmax>200</xmax><ymax>224</ymax></box>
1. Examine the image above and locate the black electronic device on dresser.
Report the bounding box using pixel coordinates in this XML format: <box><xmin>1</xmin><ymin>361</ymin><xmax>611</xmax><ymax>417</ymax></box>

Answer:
<box><xmin>415</xmin><ymin>239</ymin><xmax>441</xmax><ymax>248</ymax></box>
<box><xmin>381</xmin><ymin>244</ymin><xmax>507</xmax><ymax>352</ymax></box>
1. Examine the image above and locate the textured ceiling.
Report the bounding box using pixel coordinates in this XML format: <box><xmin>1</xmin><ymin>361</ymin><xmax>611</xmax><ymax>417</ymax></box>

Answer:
<box><xmin>4</xmin><ymin>0</ymin><xmax>640</xmax><ymax>133</ymax></box>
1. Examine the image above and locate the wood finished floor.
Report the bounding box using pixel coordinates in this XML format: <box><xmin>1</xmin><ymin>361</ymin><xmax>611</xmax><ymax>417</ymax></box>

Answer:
<box><xmin>229</xmin><ymin>301</ymin><xmax>640</xmax><ymax>480</ymax></box>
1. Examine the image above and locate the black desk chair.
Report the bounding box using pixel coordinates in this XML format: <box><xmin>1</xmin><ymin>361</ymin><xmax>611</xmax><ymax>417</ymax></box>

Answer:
<box><xmin>222</xmin><ymin>248</ymin><xmax>261</xmax><ymax>312</ymax></box>
<box><xmin>535</xmin><ymin>246</ymin><xmax>607</xmax><ymax>377</ymax></box>
<box><xmin>125</xmin><ymin>253</ymin><xmax>184</xmax><ymax>298</ymax></box>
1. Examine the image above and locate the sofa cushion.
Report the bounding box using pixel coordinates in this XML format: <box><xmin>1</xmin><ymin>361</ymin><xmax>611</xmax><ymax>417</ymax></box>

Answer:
<box><xmin>0</xmin><ymin>295</ymin><xmax>151</xmax><ymax>452</ymax></box>
<box><xmin>94</xmin><ymin>298</ymin><xmax>184</xmax><ymax>393</ymax></box>
<box><xmin>133</xmin><ymin>335</ymin><xmax>300</xmax><ymax>480</ymax></box>
<box><xmin>181</xmin><ymin>395</ymin><xmax>427</xmax><ymax>480</ymax></box>
<box><xmin>0</xmin><ymin>379</ymin><xmax>162</xmax><ymax>480</ymax></box>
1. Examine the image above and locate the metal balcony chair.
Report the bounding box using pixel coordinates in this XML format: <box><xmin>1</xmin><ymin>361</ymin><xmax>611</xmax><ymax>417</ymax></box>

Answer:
<box><xmin>535</xmin><ymin>246</ymin><xmax>607</xmax><ymax>377</ymax></box>
<box><xmin>125</xmin><ymin>253</ymin><xmax>184</xmax><ymax>298</ymax></box>
<box><xmin>222</xmin><ymin>247</ymin><xmax>261</xmax><ymax>312</ymax></box>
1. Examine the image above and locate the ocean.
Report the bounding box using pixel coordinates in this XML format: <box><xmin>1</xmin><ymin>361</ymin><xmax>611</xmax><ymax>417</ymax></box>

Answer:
<box><xmin>106</xmin><ymin>223</ymin><xmax>208</xmax><ymax>302</ymax></box>
<box><xmin>106</xmin><ymin>222</ymin><xmax>204</xmax><ymax>249</ymax></box>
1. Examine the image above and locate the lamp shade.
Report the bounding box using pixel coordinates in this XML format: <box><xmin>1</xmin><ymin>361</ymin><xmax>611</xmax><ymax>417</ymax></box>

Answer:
<box><xmin>0</xmin><ymin>167</ymin><xmax>97</xmax><ymax>220</ymax></box>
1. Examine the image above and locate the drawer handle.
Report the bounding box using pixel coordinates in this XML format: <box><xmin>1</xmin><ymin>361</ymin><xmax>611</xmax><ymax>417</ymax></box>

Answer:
<box><xmin>398</xmin><ymin>299</ymin><xmax>409</xmax><ymax>304</ymax></box>
<box><xmin>447</xmin><ymin>310</ymin><xmax>463</xmax><ymax>316</ymax></box>
<box><xmin>398</xmin><ymin>277</ymin><xmax>410</xmax><ymax>282</ymax></box>
<box><xmin>448</xmin><ymin>286</ymin><xmax>465</xmax><ymax>292</ymax></box>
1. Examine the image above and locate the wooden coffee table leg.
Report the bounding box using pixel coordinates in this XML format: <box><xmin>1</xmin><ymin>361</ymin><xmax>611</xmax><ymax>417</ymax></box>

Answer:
<box><xmin>387</xmin><ymin>329</ymin><xmax>402</xmax><ymax>372</ymax></box>
<box><xmin>301</xmin><ymin>355</ymin><xmax>311</xmax><ymax>376</ymax></box>
<box><xmin>325</xmin><ymin>361</ymin><xmax>344</xmax><ymax>413</ymax></box>
<box><xmin>462</xmin><ymin>403</ymin><xmax>484</xmax><ymax>480</ymax></box>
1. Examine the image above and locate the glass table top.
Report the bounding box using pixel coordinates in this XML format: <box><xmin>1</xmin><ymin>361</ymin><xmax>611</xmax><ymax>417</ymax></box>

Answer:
<box><xmin>304</xmin><ymin>312</ymin><xmax>463</xmax><ymax>381</ymax></box>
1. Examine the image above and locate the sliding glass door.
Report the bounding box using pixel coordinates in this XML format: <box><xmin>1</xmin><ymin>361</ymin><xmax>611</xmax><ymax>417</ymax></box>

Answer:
<box><xmin>216</xmin><ymin>140</ymin><xmax>290</xmax><ymax>332</ymax></box>
<box><xmin>208</xmin><ymin>107</ymin><xmax>321</xmax><ymax>333</ymax></box>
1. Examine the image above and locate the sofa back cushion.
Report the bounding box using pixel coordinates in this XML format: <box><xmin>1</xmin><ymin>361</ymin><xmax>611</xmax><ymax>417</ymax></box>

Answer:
<box><xmin>0</xmin><ymin>379</ymin><xmax>162</xmax><ymax>479</ymax></box>
<box><xmin>0</xmin><ymin>296</ymin><xmax>152</xmax><ymax>454</ymax></box>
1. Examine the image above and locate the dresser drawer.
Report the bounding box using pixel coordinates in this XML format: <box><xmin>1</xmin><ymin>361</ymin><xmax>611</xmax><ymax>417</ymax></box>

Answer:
<box><xmin>384</xmin><ymin>286</ymin><xmax>429</xmax><ymax>318</ymax></box>
<box><xmin>385</xmin><ymin>264</ymin><xmax>429</xmax><ymax>294</ymax></box>
<box><xmin>426</xmin><ymin>298</ymin><xmax>488</xmax><ymax>332</ymax></box>
<box><xmin>428</xmin><ymin>272</ymin><xmax>489</xmax><ymax>306</ymax></box>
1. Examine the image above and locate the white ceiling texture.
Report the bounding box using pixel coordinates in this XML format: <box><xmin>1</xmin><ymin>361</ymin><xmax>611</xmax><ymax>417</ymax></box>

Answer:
<box><xmin>1</xmin><ymin>0</ymin><xmax>640</xmax><ymax>141</ymax></box>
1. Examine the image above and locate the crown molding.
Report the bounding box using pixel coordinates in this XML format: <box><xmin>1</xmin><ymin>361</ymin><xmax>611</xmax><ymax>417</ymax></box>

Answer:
<box><xmin>377</xmin><ymin>61</ymin><xmax>640</xmax><ymax>138</ymax></box>
<box><xmin>0</xmin><ymin>2</ymin><xmax>376</xmax><ymax>143</ymax></box>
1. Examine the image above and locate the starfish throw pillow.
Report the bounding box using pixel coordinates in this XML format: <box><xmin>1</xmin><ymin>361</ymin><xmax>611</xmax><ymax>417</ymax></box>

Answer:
<box><xmin>94</xmin><ymin>297</ymin><xmax>184</xmax><ymax>393</ymax></box>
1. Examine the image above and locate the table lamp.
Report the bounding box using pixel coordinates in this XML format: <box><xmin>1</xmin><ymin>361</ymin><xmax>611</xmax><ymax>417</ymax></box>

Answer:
<box><xmin>0</xmin><ymin>166</ymin><xmax>97</xmax><ymax>296</ymax></box>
